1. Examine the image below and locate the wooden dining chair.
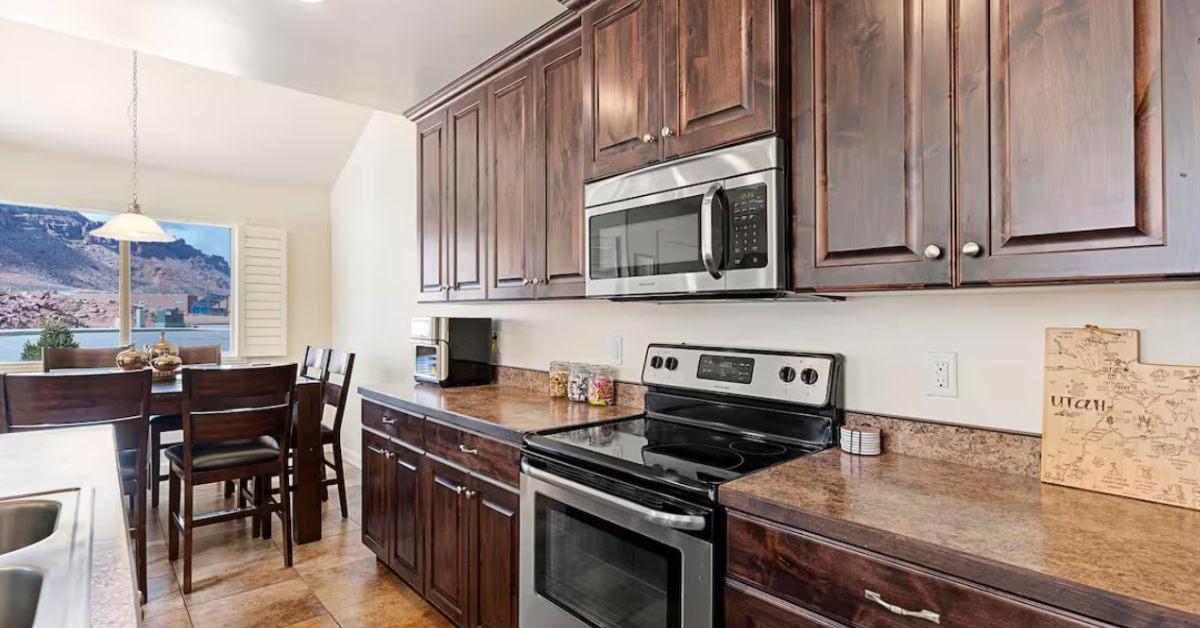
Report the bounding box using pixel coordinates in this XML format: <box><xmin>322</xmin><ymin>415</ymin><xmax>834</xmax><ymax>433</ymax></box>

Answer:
<box><xmin>317</xmin><ymin>349</ymin><xmax>355</xmax><ymax>517</ymax></box>
<box><xmin>166</xmin><ymin>364</ymin><xmax>297</xmax><ymax>594</ymax></box>
<box><xmin>42</xmin><ymin>346</ymin><xmax>125</xmax><ymax>371</ymax></box>
<box><xmin>149</xmin><ymin>345</ymin><xmax>222</xmax><ymax>508</ymax></box>
<box><xmin>0</xmin><ymin>370</ymin><xmax>153</xmax><ymax>598</ymax></box>
<box><xmin>299</xmin><ymin>345</ymin><xmax>330</xmax><ymax>380</ymax></box>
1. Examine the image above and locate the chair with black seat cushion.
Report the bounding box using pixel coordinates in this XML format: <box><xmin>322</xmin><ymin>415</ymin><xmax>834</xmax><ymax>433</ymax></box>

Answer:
<box><xmin>42</xmin><ymin>346</ymin><xmax>125</xmax><ymax>371</ymax></box>
<box><xmin>150</xmin><ymin>345</ymin><xmax>221</xmax><ymax>508</ymax></box>
<box><xmin>1</xmin><ymin>370</ymin><xmax>152</xmax><ymax>598</ymax></box>
<box><xmin>166</xmin><ymin>363</ymin><xmax>297</xmax><ymax>593</ymax></box>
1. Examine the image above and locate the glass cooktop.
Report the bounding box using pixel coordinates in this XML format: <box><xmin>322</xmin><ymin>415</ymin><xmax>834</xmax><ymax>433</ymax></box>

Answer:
<box><xmin>540</xmin><ymin>417</ymin><xmax>822</xmax><ymax>486</ymax></box>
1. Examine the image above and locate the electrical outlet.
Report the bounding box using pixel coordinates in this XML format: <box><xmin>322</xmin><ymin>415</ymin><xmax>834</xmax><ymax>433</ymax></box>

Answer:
<box><xmin>607</xmin><ymin>336</ymin><xmax>624</xmax><ymax>365</ymax></box>
<box><xmin>926</xmin><ymin>352</ymin><xmax>958</xmax><ymax>397</ymax></box>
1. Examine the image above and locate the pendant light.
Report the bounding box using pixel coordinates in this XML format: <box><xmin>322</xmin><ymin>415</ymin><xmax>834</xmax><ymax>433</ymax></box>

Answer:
<box><xmin>90</xmin><ymin>51</ymin><xmax>174</xmax><ymax>243</ymax></box>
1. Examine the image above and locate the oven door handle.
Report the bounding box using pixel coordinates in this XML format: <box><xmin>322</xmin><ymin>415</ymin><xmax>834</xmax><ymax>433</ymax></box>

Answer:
<box><xmin>700</xmin><ymin>182</ymin><xmax>726</xmax><ymax>280</ymax></box>
<box><xmin>522</xmin><ymin>461</ymin><xmax>707</xmax><ymax>531</ymax></box>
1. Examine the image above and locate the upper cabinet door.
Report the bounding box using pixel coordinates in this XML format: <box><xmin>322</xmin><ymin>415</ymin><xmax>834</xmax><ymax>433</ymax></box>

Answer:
<box><xmin>487</xmin><ymin>61</ymin><xmax>539</xmax><ymax>300</ymax></box>
<box><xmin>792</xmin><ymin>0</ymin><xmax>953</xmax><ymax>290</ymax></box>
<box><xmin>416</xmin><ymin>111</ymin><xmax>449</xmax><ymax>301</ymax></box>
<box><xmin>534</xmin><ymin>33</ymin><xmax>587</xmax><ymax>299</ymax></box>
<box><xmin>958</xmin><ymin>0</ymin><xmax>1200</xmax><ymax>284</ymax></box>
<box><xmin>447</xmin><ymin>89</ymin><xmax>489</xmax><ymax>301</ymax></box>
<box><xmin>661</xmin><ymin>0</ymin><xmax>778</xmax><ymax>159</ymax></box>
<box><xmin>582</xmin><ymin>0</ymin><xmax>662</xmax><ymax>180</ymax></box>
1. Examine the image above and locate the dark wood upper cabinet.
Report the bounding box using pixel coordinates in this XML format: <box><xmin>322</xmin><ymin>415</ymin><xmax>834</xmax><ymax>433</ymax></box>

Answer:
<box><xmin>582</xmin><ymin>0</ymin><xmax>662</xmax><ymax>180</ymax></box>
<box><xmin>791</xmin><ymin>0</ymin><xmax>953</xmax><ymax>291</ymax></box>
<box><xmin>467</xmin><ymin>477</ymin><xmax>520</xmax><ymax>628</ymax></box>
<box><xmin>423</xmin><ymin>457</ymin><xmax>471</xmax><ymax>626</ymax></box>
<box><xmin>359</xmin><ymin>430</ymin><xmax>390</xmax><ymax>560</ymax></box>
<box><xmin>534</xmin><ymin>32</ymin><xmax>588</xmax><ymax>298</ymax></box>
<box><xmin>388</xmin><ymin>442</ymin><xmax>424</xmax><ymax>591</ymax></box>
<box><xmin>957</xmin><ymin>0</ymin><xmax>1200</xmax><ymax>284</ymax></box>
<box><xmin>417</xmin><ymin>111</ymin><xmax>449</xmax><ymax>301</ymax></box>
<box><xmin>487</xmin><ymin>61</ymin><xmax>539</xmax><ymax>300</ymax></box>
<box><xmin>447</xmin><ymin>89</ymin><xmax>489</xmax><ymax>301</ymax></box>
<box><xmin>661</xmin><ymin>0</ymin><xmax>778</xmax><ymax>159</ymax></box>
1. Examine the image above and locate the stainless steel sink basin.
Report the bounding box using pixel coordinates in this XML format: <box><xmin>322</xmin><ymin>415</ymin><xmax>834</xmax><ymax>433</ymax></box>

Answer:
<box><xmin>0</xmin><ymin>567</ymin><xmax>43</xmax><ymax>628</ymax></box>
<box><xmin>0</xmin><ymin>501</ymin><xmax>60</xmax><ymax>556</ymax></box>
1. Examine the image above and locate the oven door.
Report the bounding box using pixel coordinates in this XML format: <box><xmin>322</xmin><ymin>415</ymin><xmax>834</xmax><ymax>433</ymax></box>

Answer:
<box><xmin>520</xmin><ymin>460</ymin><xmax>713</xmax><ymax>628</ymax></box>
<box><xmin>412</xmin><ymin>341</ymin><xmax>447</xmax><ymax>384</ymax></box>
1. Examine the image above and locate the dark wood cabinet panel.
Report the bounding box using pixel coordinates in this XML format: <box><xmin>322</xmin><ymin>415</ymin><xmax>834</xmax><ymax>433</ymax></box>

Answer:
<box><xmin>726</xmin><ymin>579</ymin><xmax>844</xmax><ymax>627</ymax></box>
<box><xmin>534</xmin><ymin>33</ymin><xmax>587</xmax><ymax>299</ymax></box>
<box><xmin>487</xmin><ymin>62</ymin><xmax>538</xmax><ymax>300</ymax></box>
<box><xmin>388</xmin><ymin>443</ymin><xmax>424</xmax><ymax>591</ymax></box>
<box><xmin>360</xmin><ymin>430</ymin><xmax>390</xmax><ymax>560</ymax></box>
<box><xmin>958</xmin><ymin>0</ymin><xmax>1200</xmax><ymax>283</ymax></box>
<box><xmin>447</xmin><ymin>89</ymin><xmax>489</xmax><ymax>301</ymax></box>
<box><xmin>467</xmin><ymin>477</ymin><xmax>520</xmax><ymax>628</ymax></box>
<box><xmin>582</xmin><ymin>0</ymin><xmax>662</xmax><ymax>179</ymax></box>
<box><xmin>361</xmin><ymin>401</ymin><xmax>422</xmax><ymax>448</ymax></box>
<box><xmin>792</xmin><ymin>0</ymin><xmax>953</xmax><ymax>290</ymax></box>
<box><xmin>424</xmin><ymin>420</ymin><xmax>521</xmax><ymax>488</ymax></box>
<box><xmin>662</xmin><ymin>0</ymin><xmax>777</xmax><ymax>158</ymax></box>
<box><xmin>417</xmin><ymin>111</ymin><xmax>449</xmax><ymax>301</ymax></box>
<box><xmin>424</xmin><ymin>457</ymin><xmax>470</xmax><ymax>626</ymax></box>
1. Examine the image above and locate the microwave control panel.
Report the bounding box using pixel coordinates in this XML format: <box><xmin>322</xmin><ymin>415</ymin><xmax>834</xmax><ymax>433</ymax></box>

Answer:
<box><xmin>725</xmin><ymin>183</ymin><xmax>768</xmax><ymax>270</ymax></box>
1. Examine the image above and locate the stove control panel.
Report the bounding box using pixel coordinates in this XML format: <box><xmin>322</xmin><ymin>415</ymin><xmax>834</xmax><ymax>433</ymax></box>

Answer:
<box><xmin>642</xmin><ymin>344</ymin><xmax>837</xmax><ymax>407</ymax></box>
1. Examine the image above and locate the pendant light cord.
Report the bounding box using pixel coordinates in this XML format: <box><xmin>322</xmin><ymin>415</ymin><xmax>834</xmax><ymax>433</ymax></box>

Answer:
<box><xmin>129</xmin><ymin>50</ymin><xmax>139</xmax><ymax>211</ymax></box>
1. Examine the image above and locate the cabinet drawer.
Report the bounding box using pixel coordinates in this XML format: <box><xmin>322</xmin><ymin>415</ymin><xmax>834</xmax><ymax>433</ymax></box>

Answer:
<box><xmin>726</xmin><ymin>579</ymin><xmax>844</xmax><ymax>627</ymax></box>
<box><xmin>424</xmin><ymin>419</ymin><xmax>520</xmax><ymax>487</ymax></box>
<box><xmin>362</xmin><ymin>400</ymin><xmax>423</xmax><ymax>447</ymax></box>
<box><xmin>727</xmin><ymin>514</ymin><xmax>1091</xmax><ymax>628</ymax></box>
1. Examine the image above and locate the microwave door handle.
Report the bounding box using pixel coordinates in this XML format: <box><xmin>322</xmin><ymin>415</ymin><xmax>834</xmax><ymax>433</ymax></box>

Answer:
<box><xmin>521</xmin><ymin>461</ymin><xmax>707</xmax><ymax>531</ymax></box>
<box><xmin>701</xmin><ymin>183</ymin><xmax>725</xmax><ymax>279</ymax></box>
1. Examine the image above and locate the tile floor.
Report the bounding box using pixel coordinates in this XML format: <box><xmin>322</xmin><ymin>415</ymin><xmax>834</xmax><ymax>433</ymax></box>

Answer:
<box><xmin>142</xmin><ymin>462</ymin><xmax>451</xmax><ymax>628</ymax></box>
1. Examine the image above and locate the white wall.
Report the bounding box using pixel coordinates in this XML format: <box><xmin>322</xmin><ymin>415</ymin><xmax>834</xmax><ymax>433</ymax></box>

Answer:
<box><xmin>0</xmin><ymin>143</ymin><xmax>332</xmax><ymax>363</ymax></box>
<box><xmin>331</xmin><ymin>112</ymin><xmax>1200</xmax><ymax>465</ymax></box>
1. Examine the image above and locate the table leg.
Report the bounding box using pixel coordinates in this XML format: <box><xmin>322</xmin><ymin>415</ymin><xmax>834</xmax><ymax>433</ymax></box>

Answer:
<box><xmin>293</xmin><ymin>383</ymin><xmax>322</xmax><ymax>544</ymax></box>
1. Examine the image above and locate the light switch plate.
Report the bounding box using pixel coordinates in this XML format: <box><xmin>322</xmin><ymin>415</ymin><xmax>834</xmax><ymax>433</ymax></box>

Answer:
<box><xmin>607</xmin><ymin>336</ymin><xmax>623</xmax><ymax>365</ymax></box>
<box><xmin>926</xmin><ymin>351</ymin><xmax>958</xmax><ymax>397</ymax></box>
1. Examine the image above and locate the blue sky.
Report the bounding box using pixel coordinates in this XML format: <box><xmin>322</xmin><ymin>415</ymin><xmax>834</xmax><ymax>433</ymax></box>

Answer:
<box><xmin>82</xmin><ymin>211</ymin><xmax>231</xmax><ymax>262</ymax></box>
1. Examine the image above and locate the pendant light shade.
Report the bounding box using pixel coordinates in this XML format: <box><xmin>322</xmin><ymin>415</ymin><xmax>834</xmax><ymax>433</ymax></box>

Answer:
<box><xmin>89</xmin><ymin>50</ymin><xmax>174</xmax><ymax>243</ymax></box>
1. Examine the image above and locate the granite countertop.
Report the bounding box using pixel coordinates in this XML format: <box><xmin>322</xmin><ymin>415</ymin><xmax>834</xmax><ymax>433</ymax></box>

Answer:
<box><xmin>0</xmin><ymin>425</ymin><xmax>138</xmax><ymax>627</ymax></box>
<box><xmin>720</xmin><ymin>450</ymin><xmax>1200</xmax><ymax>624</ymax></box>
<box><xmin>358</xmin><ymin>381</ymin><xmax>642</xmax><ymax>444</ymax></box>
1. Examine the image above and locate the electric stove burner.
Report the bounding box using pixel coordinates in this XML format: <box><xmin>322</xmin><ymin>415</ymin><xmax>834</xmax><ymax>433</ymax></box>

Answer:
<box><xmin>729</xmin><ymin>439</ymin><xmax>787</xmax><ymax>456</ymax></box>
<box><xmin>642</xmin><ymin>443</ymin><xmax>745</xmax><ymax>470</ymax></box>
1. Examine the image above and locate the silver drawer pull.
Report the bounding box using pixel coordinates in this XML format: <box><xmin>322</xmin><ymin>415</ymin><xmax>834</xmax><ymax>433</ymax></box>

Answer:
<box><xmin>458</xmin><ymin>444</ymin><xmax>479</xmax><ymax>455</ymax></box>
<box><xmin>367</xmin><ymin>445</ymin><xmax>388</xmax><ymax>456</ymax></box>
<box><xmin>381</xmin><ymin>416</ymin><xmax>396</xmax><ymax>424</ymax></box>
<box><xmin>865</xmin><ymin>590</ymin><xmax>940</xmax><ymax>624</ymax></box>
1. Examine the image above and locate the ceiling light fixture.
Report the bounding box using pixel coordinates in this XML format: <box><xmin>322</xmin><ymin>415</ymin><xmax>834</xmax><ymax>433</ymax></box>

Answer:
<box><xmin>90</xmin><ymin>51</ymin><xmax>174</xmax><ymax>243</ymax></box>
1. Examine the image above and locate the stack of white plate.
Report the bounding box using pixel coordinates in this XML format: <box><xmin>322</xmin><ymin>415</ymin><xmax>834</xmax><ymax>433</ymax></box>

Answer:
<box><xmin>839</xmin><ymin>426</ymin><xmax>881</xmax><ymax>456</ymax></box>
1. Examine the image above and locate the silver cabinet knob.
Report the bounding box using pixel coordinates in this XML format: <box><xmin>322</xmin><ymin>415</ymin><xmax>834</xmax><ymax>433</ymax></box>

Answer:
<box><xmin>464</xmin><ymin>490</ymin><xmax>477</xmax><ymax>500</ymax></box>
<box><xmin>453</xmin><ymin>485</ymin><xmax>464</xmax><ymax>495</ymax></box>
<box><xmin>923</xmin><ymin>245</ymin><xmax>942</xmax><ymax>260</ymax></box>
<box><xmin>521</xmin><ymin>278</ymin><xmax>530</xmax><ymax>285</ymax></box>
<box><xmin>531</xmin><ymin>277</ymin><xmax>541</xmax><ymax>285</ymax></box>
<box><xmin>660</xmin><ymin>126</ymin><xmax>673</xmax><ymax>138</ymax></box>
<box><xmin>961</xmin><ymin>242</ymin><xmax>983</xmax><ymax>257</ymax></box>
<box><xmin>642</xmin><ymin>133</ymin><xmax>657</xmax><ymax>144</ymax></box>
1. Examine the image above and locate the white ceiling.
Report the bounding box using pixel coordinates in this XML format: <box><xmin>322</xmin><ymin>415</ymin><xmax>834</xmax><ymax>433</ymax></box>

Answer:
<box><xmin>0</xmin><ymin>0</ymin><xmax>565</xmax><ymax>114</ymax></box>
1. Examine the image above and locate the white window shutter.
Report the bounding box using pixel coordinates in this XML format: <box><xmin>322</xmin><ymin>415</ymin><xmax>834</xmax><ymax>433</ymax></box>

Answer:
<box><xmin>239</xmin><ymin>225</ymin><xmax>288</xmax><ymax>357</ymax></box>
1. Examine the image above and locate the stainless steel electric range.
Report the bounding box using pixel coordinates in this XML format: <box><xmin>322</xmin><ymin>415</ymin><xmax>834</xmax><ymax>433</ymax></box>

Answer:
<box><xmin>520</xmin><ymin>344</ymin><xmax>843</xmax><ymax>628</ymax></box>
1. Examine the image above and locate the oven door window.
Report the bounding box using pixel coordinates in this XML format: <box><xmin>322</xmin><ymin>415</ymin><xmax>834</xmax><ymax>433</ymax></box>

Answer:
<box><xmin>589</xmin><ymin>195</ymin><xmax>705</xmax><ymax>280</ymax></box>
<box><xmin>414</xmin><ymin>344</ymin><xmax>439</xmax><ymax>380</ymax></box>
<box><xmin>535</xmin><ymin>495</ymin><xmax>681</xmax><ymax>628</ymax></box>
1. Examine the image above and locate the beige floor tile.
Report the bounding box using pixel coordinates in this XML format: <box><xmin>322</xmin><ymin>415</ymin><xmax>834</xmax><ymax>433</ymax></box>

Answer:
<box><xmin>187</xmin><ymin>579</ymin><xmax>326</xmax><ymax>628</ymax></box>
<box><xmin>329</xmin><ymin>584</ymin><xmax>451</xmax><ymax>628</ymax></box>
<box><xmin>288</xmin><ymin>530</ymin><xmax>377</xmax><ymax>577</ymax></box>
<box><xmin>181</xmin><ymin>527</ymin><xmax>278</xmax><ymax>569</ymax></box>
<box><xmin>142</xmin><ymin>607</ymin><xmax>193</xmax><ymax>628</ymax></box>
<box><xmin>287</xmin><ymin>612</ymin><xmax>341</xmax><ymax>627</ymax></box>
<box><xmin>175</xmin><ymin>549</ymin><xmax>300</xmax><ymax>605</ymax></box>
<box><xmin>302</xmin><ymin>556</ymin><xmax>406</xmax><ymax>612</ymax></box>
<box><xmin>144</xmin><ymin>572</ymin><xmax>186</xmax><ymax>618</ymax></box>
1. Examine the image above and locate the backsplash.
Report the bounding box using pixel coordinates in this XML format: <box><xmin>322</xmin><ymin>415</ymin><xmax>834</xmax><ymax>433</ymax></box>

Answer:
<box><xmin>494</xmin><ymin>365</ymin><xmax>1041</xmax><ymax>477</ymax></box>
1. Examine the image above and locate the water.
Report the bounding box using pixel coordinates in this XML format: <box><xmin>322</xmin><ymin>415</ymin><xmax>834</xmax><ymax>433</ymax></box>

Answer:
<box><xmin>0</xmin><ymin>326</ymin><xmax>231</xmax><ymax>362</ymax></box>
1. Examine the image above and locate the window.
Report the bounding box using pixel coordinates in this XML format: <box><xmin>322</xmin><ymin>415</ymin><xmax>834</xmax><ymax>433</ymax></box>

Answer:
<box><xmin>0</xmin><ymin>202</ymin><xmax>234</xmax><ymax>362</ymax></box>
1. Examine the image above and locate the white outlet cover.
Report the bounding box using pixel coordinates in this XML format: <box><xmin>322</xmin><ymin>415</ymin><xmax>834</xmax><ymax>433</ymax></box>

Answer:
<box><xmin>607</xmin><ymin>336</ymin><xmax>623</xmax><ymax>365</ymax></box>
<box><xmin>926</xmin><ymin>351</ymin><xmax>958</xmax><ymax>397</ymax></box>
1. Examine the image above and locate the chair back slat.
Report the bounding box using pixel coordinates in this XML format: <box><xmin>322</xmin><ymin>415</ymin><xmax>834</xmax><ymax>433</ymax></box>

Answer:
<box><xmin>42</xmin><ymin>347</ymin><xmax>124</xmax><ymax>372</ymax></box>
<box><xmin>1</xmin><ymin>371</ymin><xmax>152</xmax><ymax>458</ymax></box>
<box><xmin>178</xmin><ymin>345</ymin><xmax>222</xmax><ymax>366</ymax></box>
<box><xmin>188</xmin><ymin>406</ymin><xmax>291</xmax><ymax>443</ymax></box>
<box><xmin>300</xmin><ymin>346</ymin><xmax>329</xmax><ymax>380</ymax></box>
<box><xmin>182</xmin><ymin>365</ymin><xmax>297</xmax><ymax>452</ymax></box>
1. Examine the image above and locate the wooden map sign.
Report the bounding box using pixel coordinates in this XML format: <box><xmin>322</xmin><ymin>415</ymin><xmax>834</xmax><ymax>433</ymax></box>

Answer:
<box><xmin>1042</xmin><ymin>326</ymin><xmax>1200</xmax><ymax>510</ymax></box>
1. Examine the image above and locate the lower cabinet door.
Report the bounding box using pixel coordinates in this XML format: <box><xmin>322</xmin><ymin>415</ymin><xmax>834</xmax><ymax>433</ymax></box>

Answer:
<box><xmin>468</xmin><ymin>476</ymin><xmax>520</xmax><ymax>628</ymax></box>
<box><xmin>424</xmin><ymin>457</ymin><xmax>471</xmax><ymax>626</ymax></box>
<box><xmin>360</xmin><ymin>430</ymin><xmax>391</xmax><ymax>559</ymax></box>
<box><xmin>388</xmin><ymin>443</ymin><xmax>424</xmax><ymax>591</ymax></box>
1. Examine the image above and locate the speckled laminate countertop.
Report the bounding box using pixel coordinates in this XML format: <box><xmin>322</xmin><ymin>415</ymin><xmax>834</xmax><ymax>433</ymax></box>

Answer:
<box><xmin>358</xmin><ymin>381</ymin><xmax>642</xmax><ymax>444</ymax></box>
<box><xmin>720</xmin><ymin>449</ymin><xmax>1200</xmax><ymax>625</ymax></box>
<box><xmin>0</xmin><ymin>424</ymin><xmax>138</xmax><ymax>627</ymax></box>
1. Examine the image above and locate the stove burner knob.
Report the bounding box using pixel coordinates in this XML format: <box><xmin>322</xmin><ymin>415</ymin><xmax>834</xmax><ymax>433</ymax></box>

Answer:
<box><xmin>800</xmin><ymin>368</ymin><xmax>820</xmax><ymax>385</ymax></box>
<box><xmin>664</xmin><ymin>357</ymin><xmax>679</xmax><ymax>371</ymax></box>
<box><xmin>778</xmin><ymin>366</ymin><xmax>797</xmax><ymax>383</ymax></box>
<box><xmin>649</xmin><ymin>356</ymin><xmax>664</xmax><ymax>369</ymax></box>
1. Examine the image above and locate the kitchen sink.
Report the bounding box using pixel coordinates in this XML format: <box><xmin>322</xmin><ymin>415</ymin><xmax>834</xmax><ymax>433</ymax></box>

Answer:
<box><xmin>0</xmin><ymin>490</ymin><xmax>92</xmax><ymax>627</ymax></box>
<box><xmin>0</xmin><ymin>568</ymin><xmax>43</xmax><ymax>628</ymax></box>
<box><xmin>0</xmin><ymin>501</ymin><xmax>60</xmax><ymax>556</ymax></box>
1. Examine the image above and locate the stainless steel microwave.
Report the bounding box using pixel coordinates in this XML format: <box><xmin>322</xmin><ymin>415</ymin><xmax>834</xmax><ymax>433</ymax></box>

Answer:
<box><xmin>584</xmin><ymin>137</ymin><xmax>787</xmax><ymax>299</ymax></box>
